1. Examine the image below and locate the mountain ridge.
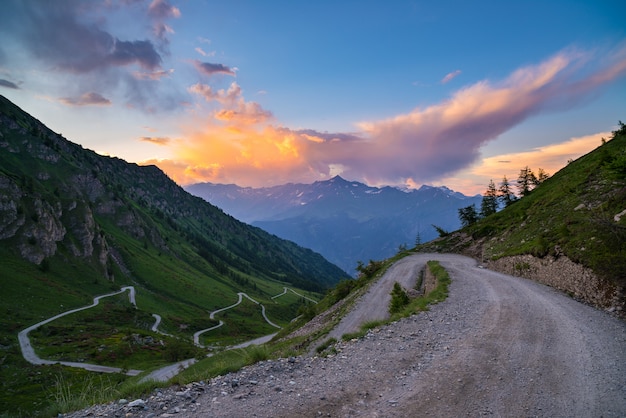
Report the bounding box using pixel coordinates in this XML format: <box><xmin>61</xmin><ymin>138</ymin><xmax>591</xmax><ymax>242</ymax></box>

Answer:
<box><xmin>186</xmin><ymin>176</ymin><xmax>482</xmax><ymax>273</ymax></box>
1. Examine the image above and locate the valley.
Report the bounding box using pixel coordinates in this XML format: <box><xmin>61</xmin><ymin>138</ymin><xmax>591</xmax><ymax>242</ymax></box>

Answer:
<box><xmin>18</xmin><ymin>284</ymin><xmax>313</xmax><ymax>383</ymax></box>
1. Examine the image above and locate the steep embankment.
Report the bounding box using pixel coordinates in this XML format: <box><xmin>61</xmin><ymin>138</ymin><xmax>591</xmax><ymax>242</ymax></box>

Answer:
<box><xmin>423</xmin><ymin>125</ymin><xmax>626</xmax><ymax>316</ymax></box>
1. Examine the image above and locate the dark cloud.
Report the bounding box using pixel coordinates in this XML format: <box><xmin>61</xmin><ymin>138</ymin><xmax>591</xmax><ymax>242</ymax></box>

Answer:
<box><xmin>5</xmin><ymin>2</ymin><xmax>162</xmax><ymax>74</ymax></box>
<box><xmin>193</xmin><ymin>60</ymin><xmax>236</xmax><ymax>77</ymax></box>
<box><xmin>108</xmin><ymin>39</ymin><xmax>162</xmax><ymax>70</ymax></box>
<box><xmin>0</xmin><ymin>79</ymin><xmax>19</xmax><ymax>90</ymax></box>
<box><xmin>59</xmin><ymin>92</ymin><xmax>111</xmax><ymax>106</ymax></box>
<box><xmin>0</xmin><ymin>1</ymin><xmax>188</xmax><ymax>113</ymax></box>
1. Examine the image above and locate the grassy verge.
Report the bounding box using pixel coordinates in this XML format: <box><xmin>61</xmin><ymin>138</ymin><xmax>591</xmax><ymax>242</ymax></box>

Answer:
<box><xmin>341</xmin><ymin>260</ymin><xmax>451</xmax><ymax>341</ymax></box>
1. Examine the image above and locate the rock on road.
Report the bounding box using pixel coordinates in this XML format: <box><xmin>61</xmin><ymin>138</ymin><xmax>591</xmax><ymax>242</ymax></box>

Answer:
<box><xmin>66</xmin><ymin>254</ymin><xmax>626</xmax><ymax>417</ymax></box>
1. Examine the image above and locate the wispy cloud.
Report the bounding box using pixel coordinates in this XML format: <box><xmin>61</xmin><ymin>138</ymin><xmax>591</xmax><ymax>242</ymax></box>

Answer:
<box><xmin>59</xmin><ymin>92</ymin><xmax>111</xmax><ymax>106</ymax></box>
<box><xmin>441</xmin><ymin>69</ymin><xmax>461</xmax><ymax>84</ymax></box>
<box><xmin>140</xmin><ymin>136</ymin><xmax>172</xmax><ymax>145</ymax></box>
<box><xmin>133</xmin><ymin>69</ymin><xmax>174</xmax><ymax>80</ymax></box>
<box><xmin>147</xmin><ymin>0</ymin><xmax>181</xmax><ymax>46</ymax></box>
<box><xmin>0</xmin><ymin>79</ymin><xmax>19</xmax><ymax>89</ymax></box>
<box><xmin>158</xmin><ymin>46</ymin><xmax>626</xmax><ymax>189</ymax></box>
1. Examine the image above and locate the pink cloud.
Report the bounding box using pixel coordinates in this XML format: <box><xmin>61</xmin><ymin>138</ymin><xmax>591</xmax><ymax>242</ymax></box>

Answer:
<box><xmin>441</xmin><ymin>69</ymin><xmax>461</xmax><ymax>84</ymax></box>
<box><xmin>59</xmin><ymin>92</ymin><xmax>111</xmax><ymax>106</ymax></box>
<box><xmin>163</xmin><ymin>47</ymin><xmax>626</xmax><ymax>189</ymax></box>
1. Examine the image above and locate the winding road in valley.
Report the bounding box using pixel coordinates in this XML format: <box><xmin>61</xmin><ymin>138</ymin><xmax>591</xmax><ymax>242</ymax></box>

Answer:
<box><xmin>18</xmin><ymin>284</ymin><xmax>310</xmax><ymax>382</ymax></box>
<box><xmin>17</xmin><ymin>286</ymin><xmax>142</xmax><ymax>376</ymax></box>
<box><xmin>193</xmin><ymin>292</ymin><xmax>283</xmax><ymax>347</ymax></box>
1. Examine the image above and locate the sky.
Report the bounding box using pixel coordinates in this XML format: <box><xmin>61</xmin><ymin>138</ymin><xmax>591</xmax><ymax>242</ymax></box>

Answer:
<box><xmin>1</xmin><ymin>0</ymin><xmax>625</xmax><ymax>195</ymax></box>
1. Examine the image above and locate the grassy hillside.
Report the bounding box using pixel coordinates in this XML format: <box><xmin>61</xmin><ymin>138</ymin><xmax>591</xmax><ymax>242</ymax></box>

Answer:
<box><xmin>421</xmin><ymin>122</ymin><xmax>626</xmax><ymax>312</ymax></box>
<box><xmin>0</xmin><ymin>95</ymin><xmax>349</xmax><ymax>416</ymax></box>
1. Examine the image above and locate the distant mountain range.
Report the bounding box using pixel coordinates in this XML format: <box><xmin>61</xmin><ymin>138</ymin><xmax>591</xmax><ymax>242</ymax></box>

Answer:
<box><xmin>186</xmin><ymin>176</ymin><xmax>482</xmax><ymax>273</ymax></box>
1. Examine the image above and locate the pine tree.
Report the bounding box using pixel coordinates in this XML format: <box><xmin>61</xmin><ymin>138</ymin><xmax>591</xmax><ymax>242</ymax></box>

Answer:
<box><xmin>516</xmin><ymin>166</ymin><xmax>537</xmax><ymax>197</ymax></box>
<box><xmin>480</xmin><ymin>179</ymin><xmax>498</xmax><ymax>217</ymax></box>
<box><xmin>498</xmin><ymin>175</ymin><xmax>516</xmax><ymax>207</ymax></box>
<box><xmin>458</xmin><ymin>204</ymin><xmax>479</xmax><ymax>228</ymax></box>
<box><xmin>536</xmin><ymin>168</ymin><xmax>550</xmax><ymax>185</ymax></box>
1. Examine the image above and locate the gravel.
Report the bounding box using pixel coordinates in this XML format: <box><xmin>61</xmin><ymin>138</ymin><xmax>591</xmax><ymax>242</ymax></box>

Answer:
<box><xmin>63</xmin><ymin>254</ymin><xmax>626</xmax><ymax>418</ymax></box>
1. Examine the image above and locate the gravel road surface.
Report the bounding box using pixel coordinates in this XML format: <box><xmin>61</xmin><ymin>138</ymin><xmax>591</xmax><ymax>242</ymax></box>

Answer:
<box><xmin>65</xmin><ymin>254</ymin><xmax>626</xmax><ymax>417</ymax></box>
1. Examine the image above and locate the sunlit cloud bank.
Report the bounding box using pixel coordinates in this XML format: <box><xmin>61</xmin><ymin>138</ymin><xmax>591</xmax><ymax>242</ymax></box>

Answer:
<box><xmin>156</xmin><ymin>47</ymin><xmax>626</xmax><ymax>191</ymax></box>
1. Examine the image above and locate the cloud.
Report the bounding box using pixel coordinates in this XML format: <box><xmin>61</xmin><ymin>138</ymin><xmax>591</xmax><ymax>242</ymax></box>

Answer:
<box><xmin>133</xmin><ymin>69</ymin><xmax>174</xmax><ymax>80</ymax></box>
<box><xmin>140</xmin><ymin>136</ymin><xmax>171</xmax><ymax>145</ymax></box>
<box><xmin>9</xmin><ymin>2</ymin><xmax>163</xmax><ymax>74</ymax></box>
<box><xmin>189</xmin><ymin>82</ymin><xmax>241</xmax><ymax>106</ymax></box>
<box><xmin>193</xmin><ymin>60</ymin><xmax>236</xmax><ymax>77</ymax></box>
<box><xmin>59</xmin><ymin>92</ymin><xmax>111</xmax><ymax>106</ymax></box>
<box><xmin>0</xmin><ymin>1</ymin><xmax>186</xmax><ymax>112</ymax></box>
<box><xmin>0</xmin><ymin>79</ymin><xmax>19</xmax><ymax>89</ymax></box>
<box><xmin>437</xmin><ymin>131</ymin><xmax>608</xmax><ymax>195</ymax></box>
<box><xmin>352</xmin><ymin>47</ymin><xmax>626</xmax><ymax>186</ymax></box>
<box><xmin>159</xmin><ymin>47</ymin><xmax>626</xmax><ymax>189</ymax></box>
<box><xmin>441</xmin><ymin>70</ymin><xmax>461</xmax><ymax>84</ymax></box>
<box><xmin>189</xmin><ymin>81</ymin><xmax>273</xmax><ymax>125</ymax></box>
<box><xmin>147</xmin><ymin>0</ymin><xmax>181</xmax><ymax>44</ymax></box>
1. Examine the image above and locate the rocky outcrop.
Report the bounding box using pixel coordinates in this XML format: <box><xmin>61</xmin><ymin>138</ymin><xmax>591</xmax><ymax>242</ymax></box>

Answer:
<box><xmin>18</xmin><ymin>197</ymin><xmax>66</xmax><ymax>264</ymax></box>
<box><xmin>0</xmin><ymin>176</ymin><xmax>24</xmax><ymax>240</ymax></box>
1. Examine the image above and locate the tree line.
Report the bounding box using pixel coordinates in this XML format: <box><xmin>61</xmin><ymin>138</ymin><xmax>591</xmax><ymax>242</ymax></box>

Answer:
<box><xmin>458</xmin><ymin>166</ymin><xmax>550</xmax><ymax>227</ymax></box>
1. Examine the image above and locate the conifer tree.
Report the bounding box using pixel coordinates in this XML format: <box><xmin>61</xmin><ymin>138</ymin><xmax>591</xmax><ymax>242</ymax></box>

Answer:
<box><xmin>480</xmin><ymin>179</ymin><xmax>498</xmax><ymax>217</ymax></box>
<box><xmin>498</xmin><ymin>175</ymin><xmax>516</xmax><ymax>206</ymax></box>
<box><xmin>517</xmin><ymin>166</ymin><xmax>537</xmax><ymax>197</ymax></box>
<box><xmin>458</xmin><ymin>204</ymin><xmax>479</xmax><ymax>227</ymax></box>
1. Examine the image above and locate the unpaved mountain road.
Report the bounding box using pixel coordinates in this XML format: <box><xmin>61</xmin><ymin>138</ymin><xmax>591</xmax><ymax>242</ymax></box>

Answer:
<box><xmin>67</xmin><ymin>254</ymin><xmax>626</xmax><ymax>418</ymax></box>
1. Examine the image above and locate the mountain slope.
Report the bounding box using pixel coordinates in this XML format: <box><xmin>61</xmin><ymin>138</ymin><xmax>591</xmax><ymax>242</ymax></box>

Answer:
<box><xmin>421</xmin><ymin>123</ymin><xmax>626</xmax><ymax>315</ymax></box>
<box><xmin>0</xmin><ymin>95</ymin><xmax>349</xmax><ymax>415</ymax></box>
<box><xmin>186</xmin><ymin>176</ymin><xmax>482</xmax><ymax>273</ymax></box>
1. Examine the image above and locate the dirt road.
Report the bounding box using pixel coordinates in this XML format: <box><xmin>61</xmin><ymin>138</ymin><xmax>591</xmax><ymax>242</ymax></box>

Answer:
<box><xmin>66</xmin><ymin>253</ymin><xmax>626</xmax><ymax>417</ymax></box>
<box><xmin>18</xmin><ymin>286</ymin><xmax>142</xmax><ymax>376</ymax></box>
<box><xmin>197</xmin><ymin>253</ymin><xmax>626</xmax><ymax>417</ymax></box>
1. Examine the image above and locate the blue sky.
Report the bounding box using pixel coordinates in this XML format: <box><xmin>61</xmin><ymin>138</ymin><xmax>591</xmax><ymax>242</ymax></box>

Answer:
<box><xmin>1</xmin><ymin>0</ymin><xmax>625</xmax><ymax>194</ymax></box>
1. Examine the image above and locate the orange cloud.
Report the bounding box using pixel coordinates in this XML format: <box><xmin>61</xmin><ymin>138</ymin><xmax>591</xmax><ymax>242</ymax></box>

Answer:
<box><xmin>154</xmin><ymin>46</ymin><xmax>626</xmax><ymax>190</ymax></box>
<box><xmin>140</xmin><ymin>136</ymin><xmax>171</xmax><ymax>145</ymax></box>
<box><xmin>436</xmin><ymin>132</ymin><xmax>608</xmax><ymax>195</ymax></box>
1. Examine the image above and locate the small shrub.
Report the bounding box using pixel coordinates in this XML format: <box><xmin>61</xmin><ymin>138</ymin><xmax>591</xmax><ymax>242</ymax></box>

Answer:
<box><xmin>389</xmin><ymin>282</ymin><xmax>409</xmax><ymax>314</ymax></box>
<box><xmin>315</xmin><ymin>337</ymin><xmax>337</xmax><ymax>354</ymax></box>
